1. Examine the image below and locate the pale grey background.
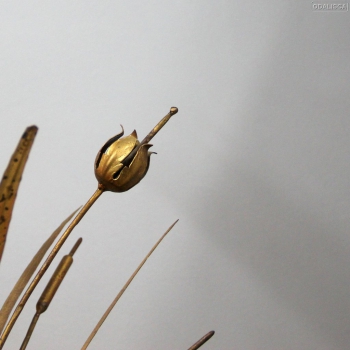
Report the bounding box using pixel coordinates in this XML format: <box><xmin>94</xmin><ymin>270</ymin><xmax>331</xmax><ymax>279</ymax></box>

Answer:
<box><xmin>0</xmin><ymin>1</ymin><xmax>349</xmax><ymax>349</ymax></box>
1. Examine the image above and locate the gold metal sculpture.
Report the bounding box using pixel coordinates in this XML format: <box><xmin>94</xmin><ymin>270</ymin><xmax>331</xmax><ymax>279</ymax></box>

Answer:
<box><xmin>0</xmin><ymin>208</ymin><xmax>79</xmax><ymax>333</ymax></box>
<box><xmin>20</xmin><ymin>238</ymin><xmax>82</xmax><ymax>350</ymax></box>
<box><xmin>0</xmin><ymin>126</ymin><xmax>37</xmax><ymax>262</ymax></box>
<box><xmin>0</xmin><ymin>107</ymin><xmax>216</xmax><ymax>349</ymax></box>
<box><xmin>95</xmin><ymin>106</ymin><xmax>178</xmax><ymax>192</ymax></box>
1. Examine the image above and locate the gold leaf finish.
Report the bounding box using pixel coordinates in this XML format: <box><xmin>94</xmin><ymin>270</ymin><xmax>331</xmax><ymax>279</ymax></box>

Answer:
<box><xmin>0</xmin><ymin>108</ymin><xmax>178</xmax><ymax>348</ymax></box>
<box><xmin>94</xmin><ymin>130</ymin><xmax>146</xmax><ymax>192</ymax></box>
<box><xmin>0</xmin><ymin>126</ymin><xmax>38</xmax><ymax>262</ymax></box>
<box><xmin>113</xmin><ymin>143</ymin><xmax>153</xmax><ymax>192</ymax></box>
<box><xmin>0</xmin><ymin>208</ymin><xmax>79</xmax><ymax>333</ymax></box>
<box><xmin>95</xmin><ymin>106</ymin><xmax>178</xmax><ymax>193</ymax></box>
<box><xmin>19</xmin><ymin>238</ymin><xmax>82</xmax><ymax>350</ymax></box>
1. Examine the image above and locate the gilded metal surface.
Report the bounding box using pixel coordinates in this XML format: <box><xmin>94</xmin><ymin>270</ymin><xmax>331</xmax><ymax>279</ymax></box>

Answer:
<box><xmin>107</xmin><ymin>130</ymin><xmax>139</xmax><ymax>162</ymax></box>
<box><xmin>36</xmin><ymin>256</ymin><xmax>73</xmax><ymax>313</ymax></box>
<box><xmin>0</xmin><ymin>208</ymin><xmax>79</xmax><ymax>334</ymax></box>
<box><xmin>0</xmin><ymin>125</ymin><xmax>37</xmax><ymax>262</ymax></box>
<box><xmin>108</xmin><ymin>143</ymin><xmax>153</xmax><ymax>192</ymax></box>
<box><xmin>0</xmin><ymin>108</ymin><xmax>178</xmax><ymax>348</ymax></box>
<box><xmin>94</xmin><ymin>130</ymin><xmax>149</xmax><ymax>192</ymax></box>
<box><xmin>19</xmin><ymin>312</ymin><xmax>39</xmax><ymax>350</ymax></box>
<box><xmin>122</xmin><ymin>106</ymin><xmax>178</xmax><ymax>166</ymax></box>
<box><xmin>140</xmin><ymin>106</ymin><xmax>178</xmax><ymax>145</ymax></box>
<box><xmin>19</xmin><ymin>239</ymin><xmax>82</xmax><ymax>350</ymax></box>
<box><xmin>0</xmin><ymin>189</ymin><xmax>102</xmax><ymax>348</ymax></box>
<box><xmin>37</xmin><ymin>237</ymin><xmax>81</xmax><ymax>313</ymax></box>
<box><xmin>94</xmin><ymin>106</ymin><xmax>178</xmax><ymax>192</ymax></box>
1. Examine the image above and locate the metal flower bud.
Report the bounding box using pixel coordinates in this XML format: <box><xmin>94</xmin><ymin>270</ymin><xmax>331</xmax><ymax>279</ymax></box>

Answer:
<box><xmin>94</xmin><ymin>127</ymin><xmax>154</xmax><ymax>192</ymax></box>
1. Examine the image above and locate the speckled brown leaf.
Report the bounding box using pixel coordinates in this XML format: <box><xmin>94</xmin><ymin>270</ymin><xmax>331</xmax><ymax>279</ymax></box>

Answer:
<box><xmin>0</xmin><ymin>126</ymin><xmax>38</xmax><ymax>262</ymax></box>
<box><xmin>0</xmin><ymin>208</ymin><xmax>80</xmax><ymax>333</ymax></box>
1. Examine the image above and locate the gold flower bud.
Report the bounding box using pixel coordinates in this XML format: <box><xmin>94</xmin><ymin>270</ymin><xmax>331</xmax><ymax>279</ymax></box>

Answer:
<box><xmin>94</xmin><ymin>107</ymin><xmax>178</xmax><ymax>193</ymax></box>
<box><xmin>94</xmin><ymin>127</ymin><xmax>154</xmax><ymax>192</ymax></box>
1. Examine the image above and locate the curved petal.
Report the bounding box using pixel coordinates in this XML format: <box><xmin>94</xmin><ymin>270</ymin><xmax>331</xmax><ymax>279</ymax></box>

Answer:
<box><xmin>112</xmin><ymin>144</ymin><xmax>153</xmax><ymax>192</ymax></box>
<box><xmin>94</xmin><ymin>126</ymin><xmax>124</xmax><ymax>169</ymax></box>
<box><xmin>106</xmin><ymin>132</ymin><xmax>139</xmax><ymax>162</ymax></box>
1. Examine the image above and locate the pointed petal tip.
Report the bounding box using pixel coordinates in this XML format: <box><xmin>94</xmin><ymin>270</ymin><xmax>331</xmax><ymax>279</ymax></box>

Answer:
<box><xmin>141</xmin><ymin>143</ymin><xmax>153</xmax><ymax>150</ymax></box>
<box><xmin>131</xmin><ymin>129</ymin><xmax>138</xmax><ymax>139</ymax></box>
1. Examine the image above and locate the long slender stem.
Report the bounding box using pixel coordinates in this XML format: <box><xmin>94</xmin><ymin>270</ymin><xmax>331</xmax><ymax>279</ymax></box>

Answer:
<box><xmin>19</xmin><ymin>312</ymin><xmax>40</xmax><ymax>350</ymax></box>
<box><xmin>122</xmin><ymin>107</ymin><xmax>178</xmax><ymax>167</ymax></box>
<box><xmin>19</xmin><ymin>238</ymin><xmax>82</xmax><ymax>349</ymax></box>
<box><xmin>0</xmin><ymin>187</ymin><xmax>104</xmax><ymax>348</ymax></box>
<box><xmin>81</xmin><ymin>219</ymin><xmax>178</xmax><ymax>350</ymax></box>
<box><xmin>0</xmin><ymin>208</ymin><xmax>79</xmax><ymax>334</ymax></box>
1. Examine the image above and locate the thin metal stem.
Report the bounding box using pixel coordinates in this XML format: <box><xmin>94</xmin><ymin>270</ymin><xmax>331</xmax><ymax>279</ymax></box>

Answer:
<box><xmin>0</xmin><ymin>187</ymin><xmax>104</xmax><ymax>348</ymax></box>
<box><xmin>19</xmin><ymin>312</ymin><xmax>40</xmax><ymax>350</ymax></box>
<box><xmin>140</xmin><ymin>106</ymin><xmax>178</xmax><ymax>145</ymax></box>
<box><xmin>69</xmin><ymin>237</ymin><xmax>83</xmax><ymax>256</ymax></box>
<box><xmin>187</xmin><ymin>331</ymin><xmax>215</xmax><ymax>350</ymax></box>
<box><xmin>81</xmin><ymin>219</ymin><xmax>178</xmax><ymax>350</ymax></box>
<box><xmin>122</xmin><ymin>107</ymin><xmax>178</xmax><ymax>167</ymax></box>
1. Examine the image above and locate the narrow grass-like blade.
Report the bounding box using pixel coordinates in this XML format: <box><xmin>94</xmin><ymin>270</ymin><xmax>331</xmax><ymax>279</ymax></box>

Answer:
<box><xmin>187</xmin><ymin>331</ymin><xmax>215</xmax><ymax>350</ymax></box>
<box><xmin>81</xmin><ymin>219</ymin><xmax>178</xmax><ymax>350</ymax></box>
<box><xmin>0</xmin><ymin>208</ymin><xmax>80</xmax><ymax>333</ymax></box>
<box><xmin>0</xmin><ymin>126</ymin><xmax>38</xmax><ymax>262</ymax></box>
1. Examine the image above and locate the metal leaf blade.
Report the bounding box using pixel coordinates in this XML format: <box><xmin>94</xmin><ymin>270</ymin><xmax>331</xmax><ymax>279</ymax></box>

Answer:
<box><xmin>0</xmin><ymin>126</ymin><xmax>38</xmax><ymax>262</ymax></box>
<box><xmin>0</xmin><ymin>208</ymin><xmax>79</xmax><ymax>333</ymax></box>
<box><xmin>81</xmin><ymin>219</ymin><xmax>178</xmax><ymax>350</ymax></box>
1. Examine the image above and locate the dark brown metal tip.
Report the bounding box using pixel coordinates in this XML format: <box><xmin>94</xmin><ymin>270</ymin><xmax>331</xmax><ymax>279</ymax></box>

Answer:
<box><xmin>187</xmin><ymin>330</ymin><xmax>215</xmax><ymax>350</ymax></box>
<box><xmin>170</xmin><ymin>106</ymin><xmax>178</xmax><ymax>115</ymax></box>
<box><xmin>69</xmin><ymin>238</ymin><xmax>82</xmax><ymax>257</ymax></box>
<box><xmin>26</xmin><ymin>125</ymin><xmax>38</xmax><ymax>132</ymax></box>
